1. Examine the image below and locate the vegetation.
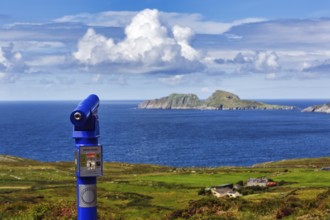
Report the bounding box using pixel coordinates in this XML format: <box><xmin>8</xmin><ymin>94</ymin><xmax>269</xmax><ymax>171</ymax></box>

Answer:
<box><xmin>1</xmin><ymin>155</ymin><xmax>330</xmax><ymax>219</ymax></box>
<box><xmin>138</xmin><ymin>93</ymin><xmax>203</xmax><ymax>109</ymax></box>
<box><xmin>138</xmin><ymin>89</ymin><xmax>294</xmax><ymax>110</ymax></box>
<box><xmin>204</xmin><ymin>90</ymin><xmax>292</xmax><ymax>109</ymax></box>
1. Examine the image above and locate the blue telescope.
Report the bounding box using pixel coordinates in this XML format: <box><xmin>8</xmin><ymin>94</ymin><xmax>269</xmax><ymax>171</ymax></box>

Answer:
<box><xmin>70</xmin><ymin>94</ymin><xmax>99</xmax><ymax>128</ymax></box>
<box><xmin>71</xmin><ymin>94</ymin><xmax>103</xmax><ymax>220</ymax></box>
<box><xmin>71</xmin><ymin>94</ymin><xmax>100</xmax><ymax>140</ymax></box>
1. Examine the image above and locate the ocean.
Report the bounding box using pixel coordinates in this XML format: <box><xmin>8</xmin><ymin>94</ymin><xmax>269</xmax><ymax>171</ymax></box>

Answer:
<box><xmin>0</xmin><ymin>100</ymin><xmax>330</xmax><ymax>167</ymax></box>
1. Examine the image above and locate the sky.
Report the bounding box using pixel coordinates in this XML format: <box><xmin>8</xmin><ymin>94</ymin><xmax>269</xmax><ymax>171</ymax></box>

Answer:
<box><xmin>1</xmin><ymin>0</ymin><xmax>330</xmax><ymax>100</ymax></box>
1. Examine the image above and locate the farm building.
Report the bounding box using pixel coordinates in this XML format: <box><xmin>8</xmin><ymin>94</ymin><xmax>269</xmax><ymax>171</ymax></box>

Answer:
<box><xmin>246</xmin><ymin>178</ymin><xmax>268</xmax><ymax>187</ymax></box>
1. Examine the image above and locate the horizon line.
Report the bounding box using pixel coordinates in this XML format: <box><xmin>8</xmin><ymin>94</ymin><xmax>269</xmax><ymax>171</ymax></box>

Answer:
<box><xmin>1</xmin><ymin>98</ymin><xmax>330</xmax><ymax>102</ymax></box>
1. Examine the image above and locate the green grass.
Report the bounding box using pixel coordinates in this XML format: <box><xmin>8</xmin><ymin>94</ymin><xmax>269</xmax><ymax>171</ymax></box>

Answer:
<box><xmin>254</xmin><ymin>157</ymin><xmax>330</xmax><ymax>168</ymax></box>
<box><xmin>272</xmin><ymin>169</ymin><xmax>330</xmax><ymax>187</ymax></box>
<box><xmin>0</xmin><ymin>155</ymin><xmax>330</xmax><ymax>219</ymax></box>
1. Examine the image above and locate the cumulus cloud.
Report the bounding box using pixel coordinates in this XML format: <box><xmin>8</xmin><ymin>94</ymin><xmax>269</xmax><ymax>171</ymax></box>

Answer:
<box><xmin>5</xmin><ymin>9</ymin><xmax>330</xmax><ymax>87</ymax></box>
<box><xmin>73</xmin><ymin>9</ymin><xmax>203</xmax><ymax>74</ymax></box>
<box><xmin>0</xmin><ymin>44</ymin><xmax>29</xmax><ymax>82</ymax></box>
<box><xmin>249</xmin><ymin>51</ymin><xmax>280</xmax><ymax>73</ymax></box>
<box><xmin>234</xmin><ymin>51</ymin><xmax>280</xmax><ymax>72</ymax></box>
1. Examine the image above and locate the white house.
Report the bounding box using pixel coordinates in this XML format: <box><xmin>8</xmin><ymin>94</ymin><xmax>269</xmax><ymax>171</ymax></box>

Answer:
<box><xmin>211</xmin><ymin>187</ymin><xmax>242</xmax><ymax>198</ymax></box>
<box><xmin>246</xmin><ymin>178</ymin><xmax>268</xmax><ymax>187</ymax></box>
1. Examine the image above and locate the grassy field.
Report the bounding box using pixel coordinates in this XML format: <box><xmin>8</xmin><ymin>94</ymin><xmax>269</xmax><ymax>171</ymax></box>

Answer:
<box><xmin>0</xmin><ymin>155</ymin><xmax>330</xmax><ymax>219</ymax></box>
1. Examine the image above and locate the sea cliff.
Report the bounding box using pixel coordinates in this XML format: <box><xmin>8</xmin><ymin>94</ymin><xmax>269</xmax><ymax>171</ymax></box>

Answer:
<box><xmin>302</xmin><ymin>103</ymin><xmax>330</xmax><ymax>113</ymax></box>
<box><xmin>138</xmin><ymin>93</ymin><xmax>202</xmax><ymax>109</ymax></box>
<box><xmin>138</xmin><ymin>90</ymin><xmax>294</xmax><ymax>110</ymax></box>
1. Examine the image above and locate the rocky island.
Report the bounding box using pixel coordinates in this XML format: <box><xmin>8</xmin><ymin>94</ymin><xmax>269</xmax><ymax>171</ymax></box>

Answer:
<box><xmin>302</xmin><ymin>103</ymin><xmax>330</xmax><ymax>114</ymax></box>
<box><xmin>138</xmin><ymin>90</ymin><xmax>295</xmax><ymax>110</ymax></box>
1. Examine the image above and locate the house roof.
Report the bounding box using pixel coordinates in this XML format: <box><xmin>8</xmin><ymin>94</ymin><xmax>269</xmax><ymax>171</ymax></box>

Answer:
<box><xmin>248</xmin><ymin>178</ymin><xmax>268</xmax><ymax>183</ymax></box>
<box><xmin>211</xmin><ymin>183</ymin><xmax>233</xmax><ymax>189</ymax></box>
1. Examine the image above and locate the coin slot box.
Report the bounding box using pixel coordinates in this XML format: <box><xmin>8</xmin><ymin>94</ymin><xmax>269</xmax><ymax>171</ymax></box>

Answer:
<box><xmin>76</xmin><ymin>146</ymin><xmax>103</xmax><ymax>177</ymax></box>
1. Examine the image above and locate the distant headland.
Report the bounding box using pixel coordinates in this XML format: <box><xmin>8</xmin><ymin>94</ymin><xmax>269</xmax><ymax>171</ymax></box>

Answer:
<box><xmin>138</xmin><ymin>90</ymin><xmax>295</xmax><ymax>110</ymax></box>
<box><xmin>302</xmin><ymin>103</ymin><xmax>330</xmax><ymax>114</ymax></box>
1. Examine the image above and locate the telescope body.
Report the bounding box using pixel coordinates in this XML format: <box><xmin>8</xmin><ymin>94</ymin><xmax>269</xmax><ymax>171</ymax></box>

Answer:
<box><xmin>70</xmin><ymin>94</ymin><xmax>102</xmax><ymax>220</ymax></box>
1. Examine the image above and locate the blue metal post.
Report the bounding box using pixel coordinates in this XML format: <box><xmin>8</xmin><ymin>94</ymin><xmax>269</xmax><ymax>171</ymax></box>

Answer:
<box><xmin>70</xmin><ymin>94</ymin><xmax>103</xmax><ymax>220</ymax></box>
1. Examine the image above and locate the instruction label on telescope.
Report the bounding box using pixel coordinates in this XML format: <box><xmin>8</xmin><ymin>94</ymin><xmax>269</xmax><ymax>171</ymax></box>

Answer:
<box><xmin>79</xmin><ymin>146</ymin><xmax>102</xmax><ymax>177</ymax></box>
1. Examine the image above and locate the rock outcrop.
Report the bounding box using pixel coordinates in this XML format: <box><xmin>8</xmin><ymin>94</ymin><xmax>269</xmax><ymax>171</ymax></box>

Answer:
<box><xmin>138</xmin><ymin>90</ymin><xmax>295</xmax><ymax>110</ymax></box>
<box><xmin>138</xmin><ymin>93</ymin><xmax>203</xmax><ymax>109</ymax></box>
<box><xmin>302</xmin><ymin>103</ymin><xmax>330</xmax><ymax>114</ymax></box>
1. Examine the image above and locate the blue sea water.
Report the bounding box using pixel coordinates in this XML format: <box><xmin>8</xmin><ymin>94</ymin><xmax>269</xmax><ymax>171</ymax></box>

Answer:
<box><xmin>0</xmin><ymin>100</ymin><xmax>330</xmax><ymax>167</ymax></box>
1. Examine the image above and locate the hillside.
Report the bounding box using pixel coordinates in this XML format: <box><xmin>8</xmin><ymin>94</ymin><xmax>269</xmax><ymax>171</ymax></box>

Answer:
<box><xmin>1</xmin><ymin>155</ymin><xmax>330</xmax><ymax>219</ymax></box>
<box><xmin>138</xmin><ymin>90</ymin><xmax>294</xmax><ymax>110</ymax></box>
<box><xmin>138</xmin><ymin>93</ymin><xmax>202</xmax><ymax>109</ymax></box>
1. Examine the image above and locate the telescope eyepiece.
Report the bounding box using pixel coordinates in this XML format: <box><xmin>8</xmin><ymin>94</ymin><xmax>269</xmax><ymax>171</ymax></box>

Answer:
<box><xmin>70</xmin><ymin>94</ymin><xmax>99</xmax><ymax>127</ymax></box>
<box><xmin>73</xmin><ymin>112</ymin><xmax>82</xmax><ymax>121</ymax></box>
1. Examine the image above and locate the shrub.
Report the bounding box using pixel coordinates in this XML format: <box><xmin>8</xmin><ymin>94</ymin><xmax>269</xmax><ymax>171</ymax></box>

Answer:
<box><xmin>198</xmin><ymin>188</ymin><xmax>211</xmax><ymax>196</ymax></box>
<box><xmin>276</xmin><ymin>206</ymin><xmax>295</xmax><ymax>219</ymax></box>
<box><xmin>236</xmin><ymin>180</ymin><xmax>244</xmax><ymax>186</ymax></box>
<box><xmin>167</xmin><ymin>197</ymin><xmax>247</xmax><ymax>219</ymax></box>
<box><xmin>252</xmin><ymin>199</ymin><xmax>281</xmax><ymax>216</ymax></box>
<box><xmin>29</xmin><ymin>201</ymin><xmax>76</xmax><ymax>220</ymax></box>
<box><xmin>276</xmin><ymin>196</ymin><xmax>302</xmax><ymax>219</ymax></box>
<box><xmin>31</xmin><ymin>203</ymin><xmax>52</xmax><ymax>220</ymax></box>
<box><xmin>309</xmin><ymin>189</ymin><xmax>330</xmax><ymax>209</ymax></box>
<box><xmin>238</xmin><ymin>185</ymin><xmax>268</xmax><ymax>196</ymax></box>
<box><xmin>278</xmin><ymin>180</ymin><xmax>288</xmax><ymax>186</ymax></box>
<box><xmin>198</xmin><ymin>188</ymin><xmax>206</xmax><ymax>195</ymax></box>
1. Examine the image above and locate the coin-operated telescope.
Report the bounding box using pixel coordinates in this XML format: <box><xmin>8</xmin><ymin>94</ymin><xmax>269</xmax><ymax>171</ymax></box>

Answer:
<box><xmin>70</xmin><ymin>94</ymin><xmax>103</xmax><ymax>220</ymax></box>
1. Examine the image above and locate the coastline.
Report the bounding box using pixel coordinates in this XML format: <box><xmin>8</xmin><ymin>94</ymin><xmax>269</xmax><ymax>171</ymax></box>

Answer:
<box><xmin>1</xmin><ymin>154</ymin><xmax>330</xmax><ymax>168</ymax></box>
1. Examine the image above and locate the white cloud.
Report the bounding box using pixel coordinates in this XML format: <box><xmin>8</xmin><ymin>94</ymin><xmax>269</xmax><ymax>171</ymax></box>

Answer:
<box><xmin>172</xmin><ymin>25</ymin><xmax>199</xmax><ymax>61</ymax></box>
<box><xmin>227</xmin><ymin>19</ymin><xmax>330</xmax><ymax>50</ymax></box>
<box><xmin>161</xmin><ymin>12</ymin><xmax>266</xmax><ymax>35</ymax></box>
<box><xmin>158</xmin><ymin>74</ymin><xmax>185</xmax><ymax>86</ymax></box>
<box><xmin>253</xmin><ymin>51</ymin><xmax>280</xmax><ymax>73</ymax></box>
<box><xmin>55</xmin><ymin>10</ymin><xmax>265</xmax><ymax>35</ymax></box>
<box><xmin>54</xmin><ymin>11</ymin><xmax>136</xmax><ymax>27</ymax></box>
<box><xmin>4</xmin><ymin>9</ymin><xmax>330</xmax><ymax>87</ymax></box>
<box><xmin>27</xmin><ymin>55</ymin><xmax>67</xmax><ymax>67</ymax></box>
<box><xmin>73</xmin><ymin>28</ymin><xmax>114</xmax><ymax>65</ymax></box>
<box><xmin>214</xmin><ymin>51</ymin><xmax>281</xmax><ymax>76</ymax></box>
<box><xmin>201</xmin><ymin>87</ymin><xmax>211</xmax><ymax>93</ymax></box>
<box><xmin>91</xmin><ymin>73</ymin><xmax>102</xmax><ymax>83</ymax></box>
<box><xmin>303</xmin><ymin>59</ymin><xmax>330</xmax><ymax>73</ymax></box>
<box><xmin>0</xmin><ymin>44</ymin><xmax>29</xmax><ymax>82</ymax></box>
<box><xmin>73</xmin><ymin>9</ymin><xmax>203</xmax><ymax>74</ymax></box>
<box><xmin>13</xmin><ymin>41</ymin><xmax>66</xmax><ymax>52</ymax></box>
<box><xmin>265</xmin><ymin>73</ymin><xmax>277</xmax><ymax>80</ymax></box>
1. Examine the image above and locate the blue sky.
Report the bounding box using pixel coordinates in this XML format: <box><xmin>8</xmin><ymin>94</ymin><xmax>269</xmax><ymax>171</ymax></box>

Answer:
<box><xmin>1</xmin><ymin>1</ymin><xmax>330</xmax><ymax>100</ymax></box>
